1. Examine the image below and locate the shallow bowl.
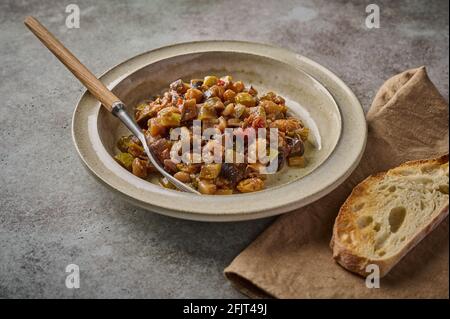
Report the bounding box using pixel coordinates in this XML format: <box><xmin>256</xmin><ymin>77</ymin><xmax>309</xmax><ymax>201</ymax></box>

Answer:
<box><xmin>72</xmin><ymin>41</ymin><xmax>366</xmax><ymax>221</ymax></box>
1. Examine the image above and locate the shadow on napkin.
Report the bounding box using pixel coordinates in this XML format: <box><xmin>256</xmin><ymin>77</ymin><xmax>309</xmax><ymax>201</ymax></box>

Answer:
<box><xmin>224</xmin><ymin>67</ymin><xmax>449</xmax><ymax>298</ymax></box>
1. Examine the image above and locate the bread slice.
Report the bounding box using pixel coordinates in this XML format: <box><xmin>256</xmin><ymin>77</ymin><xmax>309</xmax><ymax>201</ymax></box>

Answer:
<box><xmin>331</xmin><ymin>155</ymin><xmax>449</xmax><ymax>277</ymax></box>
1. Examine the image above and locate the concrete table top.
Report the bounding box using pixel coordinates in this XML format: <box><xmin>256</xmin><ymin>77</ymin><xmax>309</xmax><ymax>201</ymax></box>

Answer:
<box><xmin>0</xmin><ymin>0</ymin><xmax>448</xmax><ymax>298</ymax></box>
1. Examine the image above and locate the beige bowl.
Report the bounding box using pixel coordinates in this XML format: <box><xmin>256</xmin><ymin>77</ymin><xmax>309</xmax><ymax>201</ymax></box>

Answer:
<box><xmin>72</xmin><ymin>41</ymin><xmax>366</xmax><ymax>221</ymax></box>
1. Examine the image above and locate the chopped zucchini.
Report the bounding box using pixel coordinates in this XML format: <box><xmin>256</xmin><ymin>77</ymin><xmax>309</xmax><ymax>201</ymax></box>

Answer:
<box><xmin>199</xmin><ymin>163</ymin><xmax>222</xmax><ymax>179</ymax></box>
<box><xmin>117</xmin><ymin>135</ymin><xmax>132</xmax><ymax>153</ymax></box>
<box><xmin>114</xmin><ymin>152</ymin><xmax>134</xmax><ymax>171</ymax></box>
<box><xmin>203</xmin><ymin>75</ymin><xmax>218</xmax><ymax>87</ymax></box>
<box><xmin>235</xmin><ymin>92</ymin><xmax>256</xmax><ymax>107</ymax></box>
<box><xmin>158</xmin><ymin>107</ymin><xmax>181</xmax><ymax>127</ymax></box>
<box><xmin>198</xmin><ymin>103</ymin><xmax>217</xmax><ymax>120</ymax></box>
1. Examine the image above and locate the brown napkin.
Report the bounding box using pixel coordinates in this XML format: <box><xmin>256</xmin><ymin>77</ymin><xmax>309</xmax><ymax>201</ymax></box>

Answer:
<box><xmin>224</xmin><ymin>67</ymin><xmax>449</xmax><ymax>298</ymax></box>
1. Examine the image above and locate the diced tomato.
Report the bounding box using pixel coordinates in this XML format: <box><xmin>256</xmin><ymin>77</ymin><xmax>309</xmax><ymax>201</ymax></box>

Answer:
<box><xmin>176</xmin><ymin>97</ymin><xmax>183</xmax><ymax>106</ymax></box>
<box><xmin>217</xmin><ymin>79</ymin><xmax>225</xmax><ymax>86</ymax></box>
<box><xmin>252</xmin><ymin>117</ymin><xmax>266</xmax><ymax>129</ymax></box>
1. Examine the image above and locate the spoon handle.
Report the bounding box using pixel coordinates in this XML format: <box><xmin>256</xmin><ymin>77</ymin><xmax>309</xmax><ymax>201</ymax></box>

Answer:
<box><xmin>24</xmin><ymin>16</ymin><xmax>119</xmax><ymax>112</ymax></box>
<box><xmin>24</xmin><ymin>16</ymin><xmax>200</xmax><ymax>194</ymax></box>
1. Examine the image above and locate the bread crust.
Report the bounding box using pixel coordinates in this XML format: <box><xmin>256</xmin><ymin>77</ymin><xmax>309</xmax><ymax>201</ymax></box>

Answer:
<box><xmin>331</xmin><ymin>154</ymin><xmax>449</xmax><ymax>277</ymax></box>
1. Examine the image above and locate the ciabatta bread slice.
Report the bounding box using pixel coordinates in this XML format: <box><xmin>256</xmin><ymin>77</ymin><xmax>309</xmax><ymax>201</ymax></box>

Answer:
<box><xmin>331</xmin><ymin>155</ymin><xmax>449</xmax><ymax>277</ymax></box>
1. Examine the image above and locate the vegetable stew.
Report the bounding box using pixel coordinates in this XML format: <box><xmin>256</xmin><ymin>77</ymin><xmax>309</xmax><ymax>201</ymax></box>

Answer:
<box><xmin>114</xmin><ymin>75</ymin><xmax>309</xmax><ymax>194</ymax></box>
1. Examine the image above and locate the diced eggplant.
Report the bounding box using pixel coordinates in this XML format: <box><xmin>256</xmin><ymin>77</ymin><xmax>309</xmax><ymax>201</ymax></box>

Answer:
<box><xmin>149</xmin><ymin>138</ymin><xmax>172</xmax><ymax>163</ymax></box>
<box><xmin>132</xmin><ymin>158</ymin><xmax>149</xmax><ymax>178</ymax></box>
<box><xmin>169</xmin><ymin>79</ymin><xmax>187</xmax><ymax>93</ymax></box>
<box><xmin>247</xmin><ymin>86</ymin><xmax>258</xmax><ymax>96</ymax></box>
<box><xmin>277</xmin><ymin>151</ymin><xmax>285</xmax><ymax>171</ymax></box>
<box><xmin>277</xmin><ymin>138</ymin><xmax>292</xmax><ymax>171</ymax></box>
<box><xmin>163</xmin><ymin>159</ymin><xmax>178</xmax><ymax>173</ymax></box>
<box><xmin>180</xmin><ymin>98</ymin><xmax>198</xmax><ymax>121</ymax></box>
<box><xmin>135</xmin><ymin>103</ymin><xmax>163</xmax><ymax>125</ymax></box>
<box><xmin>170</xmin><ymin>91</ymin><xmax>181</xmax><ymax>106</ymax></box>
<box><xmin>220</xmin><ymin>163</ymin><xmax>246</xmax><ymax>186</ymax></box>
<box><xmin>190</xmin><ymin>79</ymin><xmax>204</xmax><ymax>89</ymax></box>
<box><xmin>286</xmin><ymin>136</ymin><xmax>305</xmax><ymax>157</ymax></box>
<box><xmin>205</xmin><ymin>85</ymin><xmax>224</xmax><ymax>100</ymax></box>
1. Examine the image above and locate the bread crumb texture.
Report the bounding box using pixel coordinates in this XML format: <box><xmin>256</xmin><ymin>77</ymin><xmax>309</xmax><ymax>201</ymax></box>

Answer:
<box><xmin>332</xmin><ymin>155</ymin><xmax>449</xmax><ymax>276</ymax></box>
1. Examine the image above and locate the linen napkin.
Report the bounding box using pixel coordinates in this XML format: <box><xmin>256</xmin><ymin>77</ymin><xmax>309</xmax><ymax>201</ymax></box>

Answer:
<box><xmin>224</xmin><ymin>67</ymin><xmax>449</xmax><ymax>298</ymax></box>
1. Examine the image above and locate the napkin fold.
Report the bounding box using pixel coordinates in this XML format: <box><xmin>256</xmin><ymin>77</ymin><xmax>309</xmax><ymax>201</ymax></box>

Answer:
<box><xmin>224</xmin><ymin>67</ymin><xmax>449</xmax><ymax>298</ymax></box>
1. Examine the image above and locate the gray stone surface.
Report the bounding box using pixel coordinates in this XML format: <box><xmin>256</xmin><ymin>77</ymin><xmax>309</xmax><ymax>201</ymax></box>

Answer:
<box><xmin>0</xmin><ymin>0</ymin><xmax>448</xmax><ymax>298</ymax></box>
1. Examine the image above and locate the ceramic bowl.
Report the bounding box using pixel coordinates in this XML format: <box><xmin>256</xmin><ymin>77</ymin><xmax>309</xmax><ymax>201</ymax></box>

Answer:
<box><xmin>72</xmin><ymin>41</ymin><xmax>366</xmax><ymax>221</ymax></box>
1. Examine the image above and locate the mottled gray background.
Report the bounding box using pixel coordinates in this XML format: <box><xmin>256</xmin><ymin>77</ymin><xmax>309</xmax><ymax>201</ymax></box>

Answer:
<box><xmin>0</xmin><ymin>0</ymin><xmax>448</xmax><ymax>298</ymax></box>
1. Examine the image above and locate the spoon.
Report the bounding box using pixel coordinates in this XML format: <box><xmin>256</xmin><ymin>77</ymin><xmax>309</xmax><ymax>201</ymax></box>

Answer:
<box><xmin>24</xmin><ymin>16</ymin><xmax>200</xmax><ymax>194</ymax></box>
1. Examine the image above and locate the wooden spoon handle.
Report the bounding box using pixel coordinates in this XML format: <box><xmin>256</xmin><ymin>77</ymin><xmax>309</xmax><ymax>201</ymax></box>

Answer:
<box><xmin>24</xmin><ymin>16</ymin><xmax>120</xmax><ymax>112</ymax></box>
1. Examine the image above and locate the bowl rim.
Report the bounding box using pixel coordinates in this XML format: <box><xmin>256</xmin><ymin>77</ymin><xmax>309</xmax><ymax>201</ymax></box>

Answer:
<box><xmin>72</xmin><ymin>40</ymin><xmax>367</xmax><ymax>221</ymax></box>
